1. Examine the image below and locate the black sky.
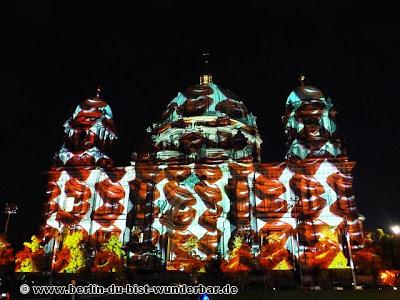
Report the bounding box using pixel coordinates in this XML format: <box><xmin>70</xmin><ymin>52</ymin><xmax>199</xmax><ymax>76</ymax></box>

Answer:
<box><xmin>3</xmin><ymin>1</ymin><xmax>400</xmax><ymax>246</ymax></box>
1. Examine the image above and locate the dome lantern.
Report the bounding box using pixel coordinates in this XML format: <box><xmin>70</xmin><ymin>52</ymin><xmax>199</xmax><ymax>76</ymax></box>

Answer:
<box><xmin>199</xmin><ymin>52</ymin><xmax>213</xmax><ymax>85</ymax></box>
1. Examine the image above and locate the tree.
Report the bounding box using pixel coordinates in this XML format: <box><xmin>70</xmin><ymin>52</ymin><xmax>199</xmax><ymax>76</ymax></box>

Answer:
<box><xmin>92</xmin><ymin>235</ymin><xmax>126</xmax><ymax>273</ymax></box>
<box><xmin>0</xmin><ymin>235</ymin><xmax>14</xmax><ymax>273</ymax></box>
<box><xmin>53</xmin><ymin>231</ymin><xmax>86</xmax><ymax>273</ymax></box>
<box><xmin>354</xmin><ymin>228</ymin><xmax>400</xmax><ymax>276</ymax></box>
<box><xmin>15</xmin><ymin>235</ymin><xmax>46</xmax><ymax>272</ymax></box>
<box><xmin>220</xmin><ymin>236</ymin><xmax>255</xmax><ymax>274</ymax></box>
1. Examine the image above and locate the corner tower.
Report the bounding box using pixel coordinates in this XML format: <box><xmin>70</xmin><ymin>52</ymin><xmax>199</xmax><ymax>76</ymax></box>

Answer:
<box><xmin>53</xmin><ymin>88</ymin><xmax>118</xmax><ymax>167</ymax></box>
<box><xmin>282</xmin><ymin>76</ymin><xmax>345</xmax><ymax>160</ymax></box>
<box><xmin>276</xmin><ymin>77</ymin><xmax>365</xmax><ymax>270</ymax></box>
<box><xmin>40</xmin><ymin>90</ymin><xmax>134</xmax><ymax>264</ymax></box>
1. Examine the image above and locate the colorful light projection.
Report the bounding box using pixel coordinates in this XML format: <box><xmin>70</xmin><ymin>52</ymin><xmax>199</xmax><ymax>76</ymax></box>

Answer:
<box><xmin>53</xmin><ymin>90</ymin><xmax>117</xmax><ymax>167</ymax></box>
<box><xmin>282</xmin><ymin>81</ymin><xmax>344</xmax><ymax>160</ymax></box>
<box><xmin>40</xmin><ymin>93</ymin><xmax>134</xmax><ymax>253</ymax></box>
<box><xmin>92</xmin><ymin>235</ymin><xmax>126</xmax><ymax>272</ymax></box>
<box><xmin>144</xmin><ymin>81</ymin><xmax>263</xmax><ymax>164</ymax></box>
<box><xmin>277</xmin><ymin>81</ymin><xmax>364</xmax><ymax>269</ymax></box>
<box><xmin>15</xmin><ymin>235</ymin><xmax>46</xmax><ymax>272</ymax></box>
<box><xmin>38</xmin><ymin>78</ymin><xmax>364</xmax><ymax>273</ymax></box>
<box><xmin>0</xmin><ymin>236</ymin><xmax>14</xmax><ymax>272</ymax></box>
<box><xmin>129</xmin><ymin>163</ymin><xmax>231</xmax><ymax>272</ymax></box>
<box><xmin>52</xmin><ymin>231</ymin><xmax>86</xmax><ymax>273</ymax></box>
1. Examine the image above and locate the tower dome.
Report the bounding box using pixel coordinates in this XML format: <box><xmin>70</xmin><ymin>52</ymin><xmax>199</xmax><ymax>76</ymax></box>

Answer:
<box><xmin>282</xmin><ymin>76</ymin><xmax>345</xmax><ymax>160</ymax></box>
<box><xmin>53</xmin><ymin>88</ymin><xmax>117</xmax><ymax>167</ymax></box>
<box><xmin>141</xmin><ymin>75</ymin><xmax>262</xmax><ymax>164</ymax></box>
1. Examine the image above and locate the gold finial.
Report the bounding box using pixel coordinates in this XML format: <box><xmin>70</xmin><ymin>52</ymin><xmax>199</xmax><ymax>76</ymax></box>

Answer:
<box><xmin>298</xmin><ymin>74</ymin><xmax>306</xmax><ymax>86</ymax></box>
<box><xmin>200</xmin><ymin>52</ymin><xmax>213</xmax><ymax>85</ymax></box>
<box><xmin>96</xmin><ymin>86</ymin><xmax>101</xmax><ymax>98</ymax></box>
<box><xmin>200</xmin><ymin>74</ymin><xmax>213</xmax><ymax>85</ymax></box>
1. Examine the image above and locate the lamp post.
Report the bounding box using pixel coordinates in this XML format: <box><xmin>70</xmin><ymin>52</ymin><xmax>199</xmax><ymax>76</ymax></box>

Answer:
<box><xmin>391</xmin><ymin>225</ymin><xmax>400</xmax><ymax>235</ymax></box>
<box><xmin>295</xmin><ymin>214</ymin><xmax>304</xmax><ymax>290</ymax></box>
<box><xmin>4</xmin><ymin>203</ymin><xmax>18</xmax><ymax>233</ymax></box>
<box><xmin>344</xmin><ymin>217</ymin><xmax>357</xmax><ymax>289</ymax></box>
<box><xmin>157</xmin><ymin>198</ymin><xmax>167</xmax><ymax>264</ymax></box>
<box><xmin>389</xmin><ymin>224</ymin><xmax>400</xmax><ymax>272</ymax></box>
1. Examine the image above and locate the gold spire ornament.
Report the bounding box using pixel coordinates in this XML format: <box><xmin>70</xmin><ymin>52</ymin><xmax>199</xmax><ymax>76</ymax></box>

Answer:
<box><xmin>96</xmin><ymin>86</ymin><xmax>101</xmax><ymax>98</ymax></box>
<box><xmin>200</xmin><ymin>74</ymin><xmax>213</xmax><ymax>85</ymax></box>
<box><xmin>200</xmin><ymin>52</ymin><xmax>213</xmax><ymax>85</ymax></box>
<box><xmin>298</xmin><ymin>74</ymin><xmax>306</xmax><ymax>86</ymax></box>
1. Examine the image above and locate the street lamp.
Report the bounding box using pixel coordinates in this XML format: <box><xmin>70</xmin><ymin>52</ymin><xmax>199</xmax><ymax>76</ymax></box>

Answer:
<box><xmin>4</xmin><ymin>203</ymin><xmax>18</xmax><ymax>233</ymax></box>
<box><xmin>391</xmin><ymin>225</ymin><xmax>400</xmax><ymax>235</ymax></box>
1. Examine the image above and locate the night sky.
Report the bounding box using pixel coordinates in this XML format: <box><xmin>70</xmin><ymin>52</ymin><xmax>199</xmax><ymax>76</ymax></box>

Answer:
<box><xmin>3</xmin><ymin>1</ymin><xmax>400</xmax><ymax>246</ymax></box>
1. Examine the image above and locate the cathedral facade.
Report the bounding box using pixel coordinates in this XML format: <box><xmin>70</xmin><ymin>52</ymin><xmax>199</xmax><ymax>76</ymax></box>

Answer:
<box><xmin>40</xmin><ymin>73</ymin><xmax>364</xmax><ymax>272</ymax></box>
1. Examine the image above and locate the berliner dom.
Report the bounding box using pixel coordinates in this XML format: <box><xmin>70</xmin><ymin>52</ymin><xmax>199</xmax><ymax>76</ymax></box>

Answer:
<box><xmin>37</xmin><ymin>68</ymin><xmax>364</xmax><ymax>275</ymax></box>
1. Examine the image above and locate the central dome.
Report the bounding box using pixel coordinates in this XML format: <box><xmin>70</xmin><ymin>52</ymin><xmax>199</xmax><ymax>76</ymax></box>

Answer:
<box><xmin>142</xmin><ymin>78</ymin><xmax>263</xmax><ymax>164</ymax></box>
<box><xmin>160</xmin><ymin>82</ymin><xmax>257</xmax><ymax>127</ymax></box>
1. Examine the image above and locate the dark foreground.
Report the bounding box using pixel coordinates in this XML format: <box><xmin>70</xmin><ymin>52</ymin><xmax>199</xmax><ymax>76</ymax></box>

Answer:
<box><xmin>7</xmin><ymin>290</ymin><xmax>400</xmax><ymax>300</ymax></box>
<box><xmin>1</xmin><ymin>270</ymin><xmax>399</xmax><ymax>300</ymax></box>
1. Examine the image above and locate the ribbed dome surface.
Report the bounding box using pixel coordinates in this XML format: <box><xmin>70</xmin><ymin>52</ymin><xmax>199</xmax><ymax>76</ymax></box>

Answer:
<box><xmin>53</xmin><ymin>96</ymin><xmax>117</xmax><ymax>167</ymax></box>
<box><xmin>283</xmin><ymin>84</ymin><xmax>344</xmax><ymax>160</ymax></box>
<box><xmin>286</xmin><ymin>85</ymin><xmax>325</xmax><ymax>106</ymax></box>
<box><xmin>161</xmin><ymin>83</ymin><xmax>257</xmax><ymax>127</ymax></box>
<box><xmin>142</xmin><ymin>81</ymin><xmax>262</xmax><ymax>164</ymax></box>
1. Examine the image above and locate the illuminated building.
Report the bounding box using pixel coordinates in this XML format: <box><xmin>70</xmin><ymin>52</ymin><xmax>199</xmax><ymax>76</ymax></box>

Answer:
<box><xmin>39</xmin><ymin>71</ymin><xmax>364</xmax><ymax>272</ymax></box>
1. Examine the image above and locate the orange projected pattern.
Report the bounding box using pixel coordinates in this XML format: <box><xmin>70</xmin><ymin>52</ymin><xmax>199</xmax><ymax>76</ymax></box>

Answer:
<box><xmin>194</xmin><ymin>165</ymin><xmax>223</xmax><ymax>257</ymax></box>
<box><xmin>160</xmin><ymin>164</ymin><xmax>226</xmax><ymax>271</ymax></box>
<box><xmin>228</xmin><ymin>163</ymin><xmax>253</xmax><ymax>227</ymax></box>
<box><xmin>177</xmin><ymin>84</ymin><xmax>213</xmax><ymax>117</ymax></box>
<box><xmin>290</xmin><ymin>174</ymin><xmax>326</xmax><ymax>218</ymax></box>
<box><xmin>38</xmin><ymin>81</ymin><xmax>364</xmax><ymax>273</ymax></box>
<box><xmin>53</xmin><ymin>95</ymin><xmax>117</xmax><ymax>168</ymax></box>
<box><xmin>327</xmin><ymin>172</ymin><xmax>357</xmax><ymax>217</ymax></box>
<box><xmin>40</xmin><ymin>159</ymin><xmax>363</xmax><ymax>272</ymax></box>
<box><xmin>41</xmin><ymin>167</ymin><xmax>132</xmax><ymax>246</ymax></box>
<box><xmin>55</xmin><ymin>177</ymin><xmax>91</xmax><ymax>224</ymax></box>
<box><xmin>130</xmin><ymin>164</ymin><xmax>164</xmax><ymax>239</ymax></box>
<box><xmin>259</xmin><ymin>232</ymin><xmax>292</xmax><ymax>270</ymax></box>
<box><xmin>253</xmin><ymin>164</ymin><xmax>292</xmax><ymax>270</ymax></box>
<box><xmin>41</xmin><ymin>93</ymin><xmax>132</xmax><ymax>249</ymax></box>
<box><xmin>162</xmin><ymin>166</ymin><xmax>198</xmax><ymax>271</ymax></box>
<box><xmin>255</xmin><ymin>164</ymin><xmax>287</xmax><ymax>220</ymax></box>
